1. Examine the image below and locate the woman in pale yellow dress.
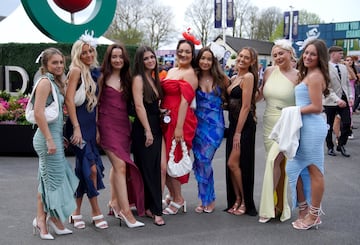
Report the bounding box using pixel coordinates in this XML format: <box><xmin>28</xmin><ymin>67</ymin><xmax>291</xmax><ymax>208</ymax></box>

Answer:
<box><xmin>257</xmin><ymin>40</ymin><xmax>298</xmax><ymax>223</ymax></box>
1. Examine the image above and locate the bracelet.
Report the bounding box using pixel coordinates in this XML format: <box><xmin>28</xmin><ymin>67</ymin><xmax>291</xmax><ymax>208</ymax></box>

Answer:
<box><xmin>235</xmin><ymin>132</ymin><xmax>241</xmax><ymax>136</ymax></box>
<box><xmin>73</xmin><ymin>124</ymin><xmax>80</xmax><ymax>129</ymax></box>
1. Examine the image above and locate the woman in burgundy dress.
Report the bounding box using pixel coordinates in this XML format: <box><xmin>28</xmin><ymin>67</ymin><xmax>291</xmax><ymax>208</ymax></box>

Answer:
<box><xmin>97</xmin><ymin>43</ymin><xmax>145</xmax><ymax>228</ymax></box>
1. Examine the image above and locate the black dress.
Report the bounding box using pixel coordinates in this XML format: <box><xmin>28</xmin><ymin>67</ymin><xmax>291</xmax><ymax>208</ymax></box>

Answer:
<box><xmin>225</xmin><ymin>86</ymin><xmax>257</xmax><ymax>216</ymax></box>
<box><xmin>132</xmin><ymin>98</ymin><xmax>163</xmax><ymax>216</ymax></box>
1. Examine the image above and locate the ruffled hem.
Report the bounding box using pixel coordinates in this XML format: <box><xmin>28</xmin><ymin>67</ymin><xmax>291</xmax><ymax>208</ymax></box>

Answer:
<box><xmin>39</xmin><ymin>162</ymin><xmax>79</xmax><ymax>223</ymax></box>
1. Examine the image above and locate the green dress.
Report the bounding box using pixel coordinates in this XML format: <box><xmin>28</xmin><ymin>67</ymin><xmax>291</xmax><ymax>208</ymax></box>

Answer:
<box><xmin>259</xmin><ymin>67</ymin><xmax>295</xmax><ymax>221</ymax></box>
<box><xmin>32</xmin><ymin>73</ymin><xmax>79</xmax><ymax>222</ymax></box>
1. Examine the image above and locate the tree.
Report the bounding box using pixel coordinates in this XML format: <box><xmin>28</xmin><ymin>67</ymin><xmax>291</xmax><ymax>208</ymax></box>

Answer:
<box><xmin>185</xmin><ymin>0</ymin><xmax>214</xmax><ymax>46</ymax></box>
<box><xmin>254</xmin><ymin>7</ymin><xmax>282</xmax><ymax>41</ymax></box>
<box><xmin>232</xmin><ymin>0</ymin><xmax>251</xmax><ymax>37</ymax></box>
<box><xmin>298</xmin><ymin>9</ymin><xmax>322</xmax><ymax>25</ymax></box>
<box><xmin>142</xmin><ymin>4</ymin><xmax>176</xmax><ymax>50</ymax></box>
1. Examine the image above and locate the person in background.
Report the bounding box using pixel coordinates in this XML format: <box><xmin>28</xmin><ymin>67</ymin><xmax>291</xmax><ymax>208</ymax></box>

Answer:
<box><xmin>192</xmin><ymin>47</ymin><xmax>228</xmax><ymax>213</ymax></box>
<box><xmin>97</xmin><ymin>43</ymin><xmax>145</xmax><ymax>228</ymax></box>
<box><xmin>287</xmin><ymin>38</ymin><xmax>329</xmax><ymax>230</ymax></box>
<box><xmin>161</xmin><ymin>39</ymin><xmax>198</xmax><ymax>215</ymax></box>
<box><xmin>132</xmin><ymin>46</ymin><xmax>165</xmax><ymax>226</ymax></box>
<box><xmin>32</xmin><ymin>48</ymin><xmax>78</xmax><ymax>240</ymax></box>
<box><xmin>65</xmin><ymin>33</ymin><xmax>108</xmax><ymax>229</ymax></box>
<box><xmin>225</xmin><ymin>47</ymin><xmax>258</xmax><ymax>216</ymax></box>
<box><xmin>158</xmin><ymin>64</ymin><xmax>168</xmax><ymax>81</ymax></box>
<box><xmin>257</xmin><ymin>39</ymin><xmax>298</xmax><ymax>223</ymax></box>
<box><xmin>324</xmin><ymin>46</ymin><xmax>353</xmax><ymax>157</ymax></box>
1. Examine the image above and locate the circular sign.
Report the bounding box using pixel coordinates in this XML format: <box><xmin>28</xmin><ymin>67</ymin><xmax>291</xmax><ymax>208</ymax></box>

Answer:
<box><xmin>21</xmin><ymin>0</ymin><xmax>116</xmax><ymax>42</ymax></box>
<box><xmin>53</xmin><ymin>0</ymin><xmax>92</xmax><ymax>13</ymax></box>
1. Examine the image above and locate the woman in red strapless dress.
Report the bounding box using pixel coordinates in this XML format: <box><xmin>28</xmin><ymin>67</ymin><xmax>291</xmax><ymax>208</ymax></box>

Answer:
<box><xmin>161</xmin><ymin>40</ymin><xmax>198</xmax><ymax>215</ymax></box>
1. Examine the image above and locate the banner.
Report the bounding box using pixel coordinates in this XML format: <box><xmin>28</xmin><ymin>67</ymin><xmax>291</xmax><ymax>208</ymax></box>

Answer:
<box><xmin>214</xmin><ymin>0</ymin><xmax>222</xmax><ymax>28</ymax></box>
<box><xmin>292</xmin><ymin>10</ymin><xmax>299</xmax><ymax>40</ymax></box>
<box><xmin>226</xmin><ymin>0</ymin><xmax>234</xmax><ymax>28</ymax></box>
<box><xmin>283</xmin><ymin>11</ymin><xmax>290</xmax><ymax>39</ymax></box>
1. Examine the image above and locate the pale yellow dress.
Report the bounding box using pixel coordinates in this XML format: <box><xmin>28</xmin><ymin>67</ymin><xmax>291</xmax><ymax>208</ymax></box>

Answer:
<box><xmin>259</xmin><ymin>66</ymin><xmax>295</xmax><ymax>221</ymax></box>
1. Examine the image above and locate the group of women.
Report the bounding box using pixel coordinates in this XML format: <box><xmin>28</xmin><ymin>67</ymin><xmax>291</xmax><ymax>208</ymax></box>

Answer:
<box><xmin>31</xmin><ymin>33</ymin><xmax>330</xmax><ymax>240</ymax></box>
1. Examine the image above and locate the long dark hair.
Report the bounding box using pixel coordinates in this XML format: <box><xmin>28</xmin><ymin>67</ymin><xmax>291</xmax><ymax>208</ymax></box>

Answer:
<box><xmin>100</xmin><ymin>43</ymin><xmax>132</xmax><ymax>100</ymax></box>
<box><xmin>297</xmin><ymin>39</ymin><xmax>330</xmax><ymax>96</ymax></box>
<box><xmin>133</xmin><ymin>46</ymin><xmax>163</xmax><ymax>103</ymax></box>
<box><xmin>194</xmin><ymin>46</ymin><xmax>227</xmax><ymax>102</ymax></box>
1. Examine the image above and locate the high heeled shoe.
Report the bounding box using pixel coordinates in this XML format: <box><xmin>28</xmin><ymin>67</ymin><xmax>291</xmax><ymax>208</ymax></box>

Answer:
<box><xmin>92</xmin><ymin>214</ymin><xmax>109</xmax><ymax>229</ymax></box>
<box><xmin>108</xmin><ymin>204</ymin><xmax>122</xmax><ymax>219</ymax></box>
<box><xmin>233</xmin><ymin>203</ymin><xmax>246</xmax><ymax>216</ymax></box>
<box><xmin>47</xmin><ymin>218</ymin><xmax>72</xmax><ymax>235</ymax></box>
<box><xmin>118</xmin><ymin>211</ymin><xmax>145</xmax><ymax>228</ymax></box>
<box><xmin>32</xmin><ymin>218</ymin><xmax>54</xmax><ymax>240</ymax></box>
<box><xmin>292</xmin><ymin>205</ymin><xmax>324</xmax><ymax>230</ymax></box>
<box><xmin>162</xmin><ymin>194</ymin><xmax>173</xmax><ymax>208</ymax></box>
<box><xmin>68</xmin><ymin>214</ymin><xmax>85</xmax><ymax>229</ymax></box>
<box><xmin>291</xmin><ymin>201</ymin><xmax>309</xmax><ymax>226</ymax></box>
<box><xmin>162</xmin><ymin>201</ymin><xmax>187</xmax><ymax>215</ymax></box>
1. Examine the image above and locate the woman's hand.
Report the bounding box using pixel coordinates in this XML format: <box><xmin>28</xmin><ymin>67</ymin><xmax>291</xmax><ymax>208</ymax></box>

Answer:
<box><xmin>174</xmin><ymin>127</ymin><xmax>184</xmax><ymax>142</ymax></box>
<box><xmin>233</xmin><ymin>133</ymin><xmax>241</xmax><ymax>150</ymax></box>
<box><xmin>46</xmin><ymin>138</ymin><xmax>56</xmax><ymax>154</ymax></box>
<box><xmin>145</xmin><ymin>129</ymin><xmax>154</xmax><ymax>147</ymax></box>
<box><xmin>71</xmin><ymin>126</ymin><xmax>83</xmax><ymax>145</ymax></box>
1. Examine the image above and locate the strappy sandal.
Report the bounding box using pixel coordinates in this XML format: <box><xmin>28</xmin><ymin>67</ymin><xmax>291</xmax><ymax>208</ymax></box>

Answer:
<box><xmin>162</xmin><ymin>201</ymin><xmax>187</xmax><ymax>215</ymax></box>
<box><xmin>233</xmin><ymin>203</ymin><xmax>246</xmax><ymax>216</ymax></box>
<box><xmin>92</xmin><ymin>214</ymin><xmax>108</xmax><ymax>229</ymax></box>
<box><xmin>69</xmin><ymin>214</ymin><xmax>85</xmax><ymax>229</ymax></box>
<box><xmin>195</xmin><ymin>205</ymin><xmax>204</xmax><ymax>213</ymax></box>
<box><xmin>227</xmin><ymin>202</ymin><xmax>240</xmax><ymax>214</ymax></box>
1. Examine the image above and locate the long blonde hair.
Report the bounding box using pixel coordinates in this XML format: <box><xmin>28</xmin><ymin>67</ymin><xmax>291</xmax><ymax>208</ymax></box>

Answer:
<box><xmin>69</xmin><ymin>40</ymin><xmax>98</xmax><ymax>112</ymax></box>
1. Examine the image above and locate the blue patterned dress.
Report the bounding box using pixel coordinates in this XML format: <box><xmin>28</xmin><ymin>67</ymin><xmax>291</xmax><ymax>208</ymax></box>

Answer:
<box><xmin>33</xmin><ymin>73</ymin><xmax>79</xmax><ymax>222</ymax></box>
<box><xmin>192</xmin><ymin>86</ymin><xmax>224</xmax><ymax>206</ymax></box>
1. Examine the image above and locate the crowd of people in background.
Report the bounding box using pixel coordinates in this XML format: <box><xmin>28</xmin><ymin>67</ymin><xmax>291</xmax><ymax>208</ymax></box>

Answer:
<box><xmin>30</xmin><ymin>31</ymin><xmax>360</xmax><ymax>240</ymax></box>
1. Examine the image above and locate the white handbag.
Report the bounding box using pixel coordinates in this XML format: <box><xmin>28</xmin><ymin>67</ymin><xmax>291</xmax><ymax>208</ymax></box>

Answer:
<box><xmin>25</xmin><ymin>77</ymin><xmax>59</xmax><ymax>124</ymax></box>
<box><xmin>74</xmin><ymin>74</ymin><xmax>86</xmax><ymax>106</ymax></box>
<box><xmin>167</xmin><ymin>139</ymin><xmax>192</xmax><ymax>177</ymax></box>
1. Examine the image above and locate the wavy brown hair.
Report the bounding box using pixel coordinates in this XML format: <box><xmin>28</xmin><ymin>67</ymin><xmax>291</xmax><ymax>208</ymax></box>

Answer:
<box><xmin>297</xmin><ymin>39</ymin><xmax>330</xmax><ymax>96</ymax></box>
<box><xmin>194</xmin><ymin>46</ymin><xmax>228</xmax><ymax>102</ymax></box>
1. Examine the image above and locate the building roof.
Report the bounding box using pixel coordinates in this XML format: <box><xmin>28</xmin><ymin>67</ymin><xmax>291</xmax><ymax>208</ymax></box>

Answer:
<box><xmin>215</xmin><ymin>35</ymin><xmax>273</xmax><ymax>55</ymax></box>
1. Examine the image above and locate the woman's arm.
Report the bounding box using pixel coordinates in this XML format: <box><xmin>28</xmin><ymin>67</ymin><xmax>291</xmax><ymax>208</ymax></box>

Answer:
<box><xmin>235</xmin><ymin>73</ymin><xmax>254</xmax><ymax>136</ymax></box>
<box><xmin>132</xmin><ymin>75</ymin><xmax>153</xmax><ymax>147</ymax></box>
<box><xmin>65</xmin><ymin>67</ymin><xmax>82</xmax><ymax>145</ymax></box>
<box><xmin>34</xmin><ymin>78</ymin><xmax>56</xmax><ymax>154</ymax></box>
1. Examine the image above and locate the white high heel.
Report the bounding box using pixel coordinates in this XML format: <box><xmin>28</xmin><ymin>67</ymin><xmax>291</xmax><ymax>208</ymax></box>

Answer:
<box><xmin>32</xmin><ymin>218</ymin><xmax>54</xmax><ymax>240</ymax></box>
<box><xmin>68</xmin><ymin>214</ymin><xmax>85</xmax><ymax>229</ymax></box>
<box><xmin>118</xmin><ymin>211</ymin><xmax>145</xmax><ymax>228</ymax></box>
<box><xmin>47</xmin><ymin>218</ymin><xmax>72</xmax><ymax>235</ymax></box>
<box><xmin>292</xmin><ymin>205</ymin><xmax>324</xmax><ymax>230</ymax></box>
<box><xmin>162</xmin><ymin>201</ymin><xmax>187</xmax><ymax>215</ymax></box>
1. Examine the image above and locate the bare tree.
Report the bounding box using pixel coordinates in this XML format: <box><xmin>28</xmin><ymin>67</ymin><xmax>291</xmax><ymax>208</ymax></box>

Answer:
<box><xmin>298</xmin><ymin>9</ymin><xmax>322</xmax><ymax>25</ymax></box>
<box><xmin>232</xmin><ymin>0</ymin><xmax>251</xmax><ymax>37</ymax></box>
<box><xmin>185</xmin><ymin>0</ymin><xmax>213</xmax><ymax>46</ymax></box>
<box><xmin>142</xmin><ymin>4</ymin><xmax>176</xmax><ymax>50</ymax></box>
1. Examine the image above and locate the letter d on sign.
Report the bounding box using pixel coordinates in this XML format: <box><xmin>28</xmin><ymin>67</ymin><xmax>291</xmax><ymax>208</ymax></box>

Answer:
<box><xmin>4</xmin><ymin>66</ymin><xmax>29</xmax><ymax>96</ymax></box>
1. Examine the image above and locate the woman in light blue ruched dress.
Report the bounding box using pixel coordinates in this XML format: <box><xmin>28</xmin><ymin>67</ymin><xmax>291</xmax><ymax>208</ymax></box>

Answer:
<box><xmin>286</xmin><ymin>39</ymin><xmax>330</xmax><ymax>230</ymax></box>
<box><xmin>32</xmin><ymin>48</ymin><xmax>78</xmax><ymax>240</ymax></box>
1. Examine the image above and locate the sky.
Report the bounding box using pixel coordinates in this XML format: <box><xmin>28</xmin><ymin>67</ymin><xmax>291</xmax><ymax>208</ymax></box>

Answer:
<box><xmin>1</xmin><ymin>0</ymin><xmax>359</xmax><ymax>24</ymax></box>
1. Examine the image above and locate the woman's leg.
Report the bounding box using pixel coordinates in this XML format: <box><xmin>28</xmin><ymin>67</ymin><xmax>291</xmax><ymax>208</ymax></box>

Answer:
<box><xmin>227</xmin><ymin>149</ymin><xmax>245</xmax><ymax>213</ymax></box>
<box><xmin>105</xmin><ymin>150</ymin><xmax>137</xmax><ymax>223</ymax></box>
<box><xmin>87</xmin><ymin>164</ymin><xmax>107</xmax><ymax>228</ymax></box>
<box><xmin>36</xmin><ymin>193</ymin><xmax>49</xmax><ymax>235</ymax></box>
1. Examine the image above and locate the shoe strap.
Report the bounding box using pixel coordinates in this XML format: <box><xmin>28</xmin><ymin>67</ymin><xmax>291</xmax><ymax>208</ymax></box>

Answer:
<box><xmin>92</xmin><ymin>214</ymin><xmax>105</xmax><ymax>221</ymax></box>
<box><xmin>298</xmin><ymin>201</ymin><xmax>308</xmax><ymax>211</ymax></box>
<box><xmin>309</xmin><ymin>205</ymin><xmax>325</xmax><ymax>216</ymax></box>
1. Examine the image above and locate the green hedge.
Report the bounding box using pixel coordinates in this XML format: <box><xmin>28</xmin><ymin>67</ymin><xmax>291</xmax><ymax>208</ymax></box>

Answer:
<box><xmin>0</xmin><ymin>43</ymin><xmax>137</xmax><ymax>93</ymax></box>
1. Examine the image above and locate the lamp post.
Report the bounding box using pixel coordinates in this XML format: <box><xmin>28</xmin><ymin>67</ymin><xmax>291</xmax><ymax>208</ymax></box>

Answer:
<box><xmin>289</xmin><ymin>5</ymin><xmax>294</xmax><ymax>43</ymax></box>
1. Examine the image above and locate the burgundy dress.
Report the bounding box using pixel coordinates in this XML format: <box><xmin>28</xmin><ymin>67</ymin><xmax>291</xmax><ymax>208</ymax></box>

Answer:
<box><xmin>161</xmin><ymin>79</ymin><xmax>197</xmax><ymax>184</ymax></box>
<box><xmin>97</xmin><ymin>85</ymin><xmax>145</xmax><ymax>216</ymax></box>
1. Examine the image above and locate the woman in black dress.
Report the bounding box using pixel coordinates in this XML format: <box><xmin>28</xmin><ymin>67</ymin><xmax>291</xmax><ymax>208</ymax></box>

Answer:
<box><xmin>225</xmin><ymin>47</ymin><xmax>258</xmax><ymax>216</ymax></box>
<box><xmin>131</xmin><ymin>46</ymin><xmax>165</xmax><ymax>226</ymax></box>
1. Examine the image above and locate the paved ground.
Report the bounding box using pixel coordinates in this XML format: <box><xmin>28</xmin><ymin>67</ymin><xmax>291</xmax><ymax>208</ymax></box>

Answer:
<box><xmin>0</xmin><ymin>101</ymin><xmax>359</xmax><ymax>245</ymax></box>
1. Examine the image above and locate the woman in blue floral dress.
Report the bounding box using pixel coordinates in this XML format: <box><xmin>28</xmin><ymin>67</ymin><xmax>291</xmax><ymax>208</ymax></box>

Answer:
<box><xmin>192</xmin><ymin>47</ymin><xmax>228</xmax><ymax>213</ymax></box>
